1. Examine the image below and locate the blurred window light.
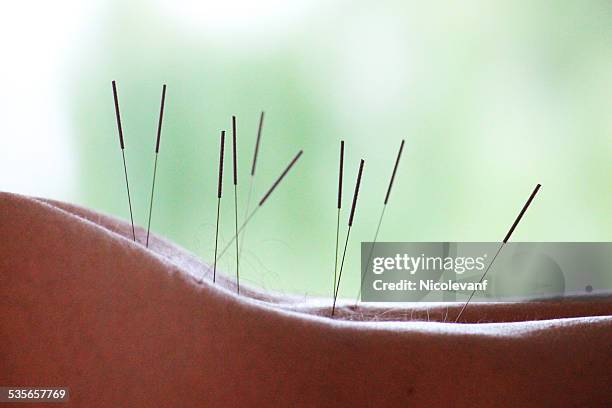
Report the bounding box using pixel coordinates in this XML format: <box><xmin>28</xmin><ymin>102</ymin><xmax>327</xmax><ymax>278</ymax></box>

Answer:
<box><xmin>0</xmin><ymin>0</ymin><xmax>92</xmax><ymax>198</ymax></box>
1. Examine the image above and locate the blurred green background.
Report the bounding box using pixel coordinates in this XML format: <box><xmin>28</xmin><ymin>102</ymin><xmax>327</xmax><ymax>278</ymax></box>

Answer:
<box><xmin>1</xmin><ymin>0</ymin><xmax>611</xmax><ymax>298</ymax></box>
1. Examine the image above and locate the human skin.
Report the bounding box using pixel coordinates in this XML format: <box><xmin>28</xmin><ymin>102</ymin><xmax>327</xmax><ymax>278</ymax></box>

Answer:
<box><xmin>1</xmin><ymin>192</ymin><xmax>611</xmax><ymax>407</ymax></box>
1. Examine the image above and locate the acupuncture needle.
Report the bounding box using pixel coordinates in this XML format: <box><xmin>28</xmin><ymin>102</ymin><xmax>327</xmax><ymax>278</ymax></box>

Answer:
<box><xmin>145</xmin><ymin>84</ymin><xmax>167</xmax><ymax>247</ymax></box>
<box><xmin>454</xmin><ymin>183</ymin><xmax>542</xmax><ymax>323</ymax></box>
<box><xmin>332</xmin><ymin>159</ymin><xmax>365</xmax><ymax>317</ymax></box>
<box><xmin>213</xmin><ymin>150</ymin><xmax>303</xmax><ymax>265</ymax></box>
<box><xmin>355</xmin><ymin>139</ymin><xmax>405</xmax><ymax>304</ymax></box>
<box><xmin>232</xmin><ymin>116</ymin><xmax>240</xmax><ymax>293</ymax></box>
<box><xmin>239</xmin><ymin>111</ymin><xmax>265</xmax><ymax>262</ymax></box>
<box><xmin>213</xmin><ymin>130</ymin><xmax>225</xmax><ymax>283</ymax></box>
<box><xmin>111</xmin><ymin>80</ymin><xmax>136</xmax><ymax>242</ymax></box>
<box><xmin>333</xmin><ymin>140</ymin><xmax>345</xmax><ymax>298</ymax></box>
